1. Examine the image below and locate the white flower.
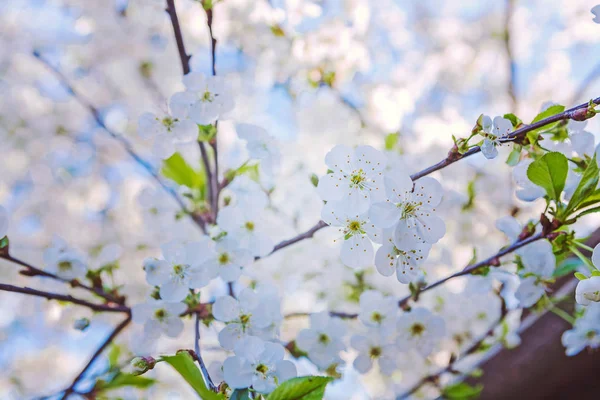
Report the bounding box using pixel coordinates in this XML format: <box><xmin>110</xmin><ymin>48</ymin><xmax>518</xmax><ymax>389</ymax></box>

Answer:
<box><xmin>592</xmin><ymin>5</ymin><xmax>600</xmax><ymax>23</ymax></box>
<box><xmin>317</xmin><ymin>145</ymin><xmax>386</xmax><ymax>214</ymax></box>
<box><xmin>351</xmin><ymin>331</ymin><xmax>397</xmax><ymax>375</ymax></box>
<box><xmin>370</xmin><ymin>175</ymin><xmax>445</xmax><ymax>246</ymax></box>
<box><xmin>520</xmin><ymin>240</ymin><xmax>555</xmax><ymax>278</ymax></box>
<box><xmin>480</xmin><ymin>115</ymin><xmax>512</xmax><ymax>159</ymax></box>
<box><xmin>576</xmin><ymin>276</ymin><xmax>600</xmax><ymax>306</ymax></box>
<box><xmin>223</xmin><ymin>336</ymin><xmax>297</xmax><ymax>394</ymax></box>
<box><xmin>236</xmin><ymin>124</ymin><xmax>281</xmax><ymax>176</ymax></box>
<box><xmin>296</xmin><ymin>311</ymin><xmax>346</xmax><ymax>369</ymax></box>
<box><xmin>357</xmin><ymin>290</ymin><xmax>397</xmax><ymax>333</ymax></box>
<box><xmin>216</xmin><ymin>205</ymin><xmax>274</xmax><ymax>257</ymax></box>
<box><xmin>200</xmin><ymin>237</ymin><xmax>253</xmax><ymax>283</ymax></box>
<box><xmin>375</xmin><ymin>230</ymin><xmax>431</xmax><ymax>284</ymax></box>
<box><xmin>226</xmin><ymin>175</ymin><xmax>269</xmax><ymax>209</ymax></box>
<box><xmin>562</xmin><ymin>304</ymin><xmax>600</xmax><ymax>356</ymax></box>
<box><xmin>137</xmin><ymin>112</ymin><xmax>197</xmax><ymax>159</ymax></box>
<box><xmin>512</xmin><ymin>159</ymin><xmax>546</xmax><ymax>202</ymax></box>
<box><xmin>321</xmin><ymin>201</ymin><xmax>381</xmax><ymax>269</ymax></box>
<box><xmin>213</xmin><ymin>287</ymin><xmax>282</xmax><ymax>350</ymax></box>
<box><xmin>515</xmin><ymin>276</ymin><xmax>545</xmax><ymax>308</ymax></box>
<box><xmin>169</xmin><ymin>72</ymin><xmax>234</xmax><ymax>125</ymax></box>
<box><xmin>143</xmin><ymin>239</ymin><xmax>213</xmax><ymax>302</ymax></box>
<box><xmin>0</xmin><ymin>206</ymin><xmax>8</xmax><ymax>238</ymax></box>
<box><xmin>131</xmin><ymin>300</ymin><xmax>187</xmax><ymax>339</ymax></box>
<box><xmin>43</xmin><ymin>238</ymin><xmax>88</xmax><ymax>280</ymax></box>
<box><xmin>396</xmin><ymin>308</ymin><xmax>445</xmax><ymax>357</ymax></box>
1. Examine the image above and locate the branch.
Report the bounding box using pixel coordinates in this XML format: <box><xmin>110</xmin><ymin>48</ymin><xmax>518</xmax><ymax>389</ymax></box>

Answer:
<box><xmin>32</xmin><ymin>52</ymin><xmax>206</xmax><ymax>233</ymax></box>
<box><xmin>256</xmin><ymin>220</ymin><xmax>329</xmax><ymax>261</ymax></box>
<box><xmin>194</xmin><ymin>313</ymin><xmax>217</xmax><ymax>391</ymax></box>
<box><xmin>410</xmin><ymin>96</ymin><xmax>600</xmax><ymax>181</ymax></box>
<box><xmin>397</xmin><ymin>232</ymin><xmax>546</xmax><ymax>308</ymax></box>
<box><xmin>165</xmin><ymin>0</ymin><xmax>216</xmax><ymax>220</ymax></box>
<box><xmin>0</xmin><ymin>283</ymin><xmax>130</xmax><ymax>314</ymax></box>
<box><xmin>2</xmin><ymin>254</ymin><xmax>124</xmax><ymax>305</ymax></box>
<box><xmin>60</xmin><ymin>316</ymin><xmax>132</xmax><ymax>399</ymax></box>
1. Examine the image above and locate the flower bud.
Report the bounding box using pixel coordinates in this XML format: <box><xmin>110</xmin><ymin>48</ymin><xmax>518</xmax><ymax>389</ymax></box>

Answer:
<box><xmin>131</xmin><ymin>356</ymin><xmax>156</xmax><ymax>375</ymax></box>
<box><xmin>73</xmin><ymin>317</ymin><xmax>90</xmax><ymax>331</ymax></box>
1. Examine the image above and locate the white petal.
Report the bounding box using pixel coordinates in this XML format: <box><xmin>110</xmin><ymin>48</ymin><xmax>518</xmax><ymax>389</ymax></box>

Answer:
<box><xmin>138</xmin><ymin>112</ymin><xmax>161</xmax><ymax>140</ymax></box>
<box><xmin>413</xmin><ymin>177</ymin><xmax>443</xmax><ymax>207</ymax></box>
<box><xmin>369</xmin><ymin>202</ymin><xmax>400</xmax><ymax>229</ymax></box>
<box><xmin>481</xmin><ymin>139</ymin><xmax>498</xmax><ymax>159</ymax></box>
<box><xmin>160</xmin><ymin>280</ymin><xmax>189</xmax><ymax>302</ymax></box>
<box><xmin>384</xmin><ymin>174</ymin><xmax>413</xmax><ymax>203</ymax></box>
<box><xmin>374</xmin><ymin>244</ymin><xmax>396</xmax><ymax>277</ymax></box>
<box><xmin>352</xmin><ymin>145</ymin><xmax>386</xmax><ymax>172</ymax></box>
<box><xmin>164</xmin><ymin>317</ymin><xmax>184</xmax><ymax>337</ymax></box>
<box><xmin>219</xmin><ymin>323</ymin><xmax>244</xmax><ymax>350</ymax></box>
<box><xmin>213</xmin><ymin>296</ymin><xmax>240</xmax><ymax>322</ymax></box>
<box><xmin>353</xmin><ymin>354</ymin><xmax>373</xmax><ymax>374</ymax></box>
<box><xmin>223</xmin><ymin>356</ymin><xmax>253</xmax><ymax>389</ymax></box>
<box><xmin>169</xmin><ymin>91</ymin><xmax>196</xmax><ymax>119</ymax></box>
<box><xmin>173</xmin><ymin>119</ymin><xmax>198</xmax><ymax>142</ymax></box>
<box><xmin>317</xmin><ymin>172</ymin><xmax>347</xmax><ymax>202</ymax></box>
<box><xmin>592</xmin><ymin>244</ymin><xmax>600</xmax><ymax>269</ymax></box>
<box><xmin>341</xmin><ymin>235</ymin><xmax>373</xmax><ymax>269</ymax></box>
<box><xmin>275</xmin><ymin>360</ymin><xmax>297</xmax><ymax>382</ymax></box>
<box><xmin>325</xmin><ymin>145</ymin><xmax>353</xmax><ymax>173</ymax></box>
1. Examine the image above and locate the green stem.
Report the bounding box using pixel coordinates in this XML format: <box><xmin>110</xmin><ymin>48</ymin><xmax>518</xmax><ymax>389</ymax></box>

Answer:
<box><xmin>570</xmin><ymin>246</ymin><xmax>596</xmax><ymax>271</ymax></box>
<box><xmin>549</xmin><ymin>306</ymin><xmax>575</xmax><ymax>325</ymax></box>
<box><xmin>571</xmin><ymin>240</ymin><xmax>595</xmax><ymax>252</ymax></box>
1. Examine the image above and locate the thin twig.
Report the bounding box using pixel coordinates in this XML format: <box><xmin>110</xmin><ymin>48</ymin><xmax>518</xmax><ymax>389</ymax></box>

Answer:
<box><xmin>2</xmin><ymin>255</ymin><xmax>124</xmax><ymax>305</ymax></box>
<box><xmin>409</xmin><ymin>96</ymin><xmax>600</xmax><ymax>181</ymax></box>
<box><xmin>195</xmin><ymin>313</ymin><xmax>217</xmax><ymax>391</ymax></box>
<box><xmin>256</xmin><ymin>220</ymin><xmax>329</xmax><ymax>261</ymax></box>
<box><xmin>397</xmin><ymin>233</ymin><xmax>545</xmax><ymax>308</ymax></box>
<box><xmin>32</xmin><ymin>52</ymin><xmax>206</xmax><ymax>233</ymax></box>
<box><xmin>0</xmin><ymin>283</ymin><xmax>130</xmax><ymax>314</ymax></box>
<box><xmin>60</xmin><ymin>316</ymin><xmax>132</xmax><ymax>399</ymax></box>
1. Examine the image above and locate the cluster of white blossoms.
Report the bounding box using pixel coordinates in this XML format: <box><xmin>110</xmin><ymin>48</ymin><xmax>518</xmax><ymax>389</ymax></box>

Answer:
<box><xmin>137</xmin><ymin>72</ymin><xmax>234</xmax><ymax>159</ymax></box>
<box><xmin>318</xmin><ymin>145</ymin><xmax>445</xmax><ymax>283</ymax></box>
<box><xmin>562</xmin><ymin>303</ymin><xmax>600</xmax><ymax>356</ymax></box>
<box><xmin>575</xmin><ymin>244</ymin><xmax>600</xmax><ymax>307</ymax></box>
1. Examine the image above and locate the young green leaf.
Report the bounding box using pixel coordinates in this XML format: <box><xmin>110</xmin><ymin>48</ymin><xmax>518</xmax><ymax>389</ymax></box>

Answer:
<box><xmin>506</xmin><ymin>147</ymin><xmax>521</xmax><ymax>166</ymax></box>
<box><xmin>503</xmin><ymin>113</ymin><xmax>521</xmax><ymax>127</ymax></box>
<box><xmin>553</xmin><ymin>259</ymin><xmax>583</xmax><ymax>278</ymax></box>
<box><xmin>267</xmin><ymin>376</ymin><xmax>334</xmax><ymax>400</ymax></box>
<box><xmin>441</xmin><ymin>382</ymin><xmax>484</xmax><ymax>400</ymax></box>
<box><xmin>526</xmin><ymin>152</ymin><xmax>568</xmax><ymax>201</ymax></box>
<box><xmin>95</xmin><ymin>372</ymin><xmax>156</xmax><ymax>392</ymax></box>
<box><xmin>530</xmin><ymin>105</ymin><xmax>565</xmax><ymax>127</ymax></box>
<box><xmin>565</xmin><ymin>155</ymin><xmax>599</xmax><ymax>215</ymax></box>
<box><xmin>162</xmin><ymin>352</ymin><xmax>223</xmax><ymax>400</ymax></box>
<box><xmin>230</xmin><ymin>389</ymin><xmax>252</xmax><ymax>400</ymax></box>
<box><xmin>161</xmin><ymin>153</ymin><xmax>206</xmax><ymax>190</ymax></box>
<box><xmin>574</xmin><ymin>272</ymin><xmax>587</xmax><ymax>280</ymax></box>
<box><xmin>384</xmin><ymin>133</ymin><xmax>399</xmax><ymax>151</ymax></box>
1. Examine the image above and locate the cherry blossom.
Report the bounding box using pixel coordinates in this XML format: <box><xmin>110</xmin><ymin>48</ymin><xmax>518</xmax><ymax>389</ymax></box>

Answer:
<box><xmin>321</xmin><ymin>201</ymin><xmax>381</xmax><ymax>269</ymax></box>
<box><xmin>223</xmin><ymin>336</ymin><xmax>297</xmax><ymax>393</ymax></box>
<box><xmin>43</xmin><ymin>237</ymin><xmax>88</xmax><ymax>280</ymax></box>
<box><xmin>357</xmin><ymin>290</ymin><xmax>397</xmax><ymax>333</ymax></box>
<box><xmin>236</xmin><ymin>124</ymin><xmax>281</xmax><ymax>176</ymax></box>
<box><xmin>213</xmin><ymin>287</ymin><xmax>282</xmax><ymax>350</ymax></box>
<box><xmin>317</xmin><ymin>145</ymin><xmax>386</xmax><ymax>214</ymax></box>
<box><xmin>137</xmin><ymin>111</ymin><xmax>197</xmax><ymax>159</ymax></box>
<box><xmin>479</xmin><ymin>115</ymin><xmax>512</xmax><ymax>159</ymax></box>
<box><xmin>296</xmin><ymin>311</ymin><xmax>346</xmax><ymax>369</ymax></box>
<box><xmin>131</xmin><ymin>300</ymin><xmax>187</xmax><ymax>339</ymax></box>
<box><xmin>515</xmin><ymin>276</ymin><xmax>545</xmax><ymax>308</ymax></box>
<box><xmin>351</xmin><ymin>330</ymin><xmax>397</xmax><ymax>375</ymax></box>
<box><xmin>169</xmin><ymin>72</ymin><xmax>234</xmax><ymax>125</ymax></box>
<box><xmin>396</xmin><ymin>308</ymin><xmax>445</xmax><ymax>357</ymax></box>
<box><xmin>374</xmin><ymin>230</ymin><xmax>431</xmax><ymax>283</ymax></box>
<box><xmin>217</xmin><ymin>205</ymin><xmax>274</xmax><ymax>258</ymax></box>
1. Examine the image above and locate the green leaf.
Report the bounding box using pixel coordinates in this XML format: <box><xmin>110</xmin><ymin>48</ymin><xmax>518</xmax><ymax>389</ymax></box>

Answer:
<box><xmin>441</xmin><ymin>382</ymin><xmax>484</xmax><ymax>400</ymax></box>
<box><xmin>575</xmin><ymin>188</ymin><xmax>600</xmax><ymax>210</ymax></box>
<box><xmin>95</xmin><ymin>373</ymin><xmax>155</xmax><ymax>392</ymax></box>
<box><xmin>506</xmin><ymin>147</ymin><xmax>521</xmax><ymax>166</ymax></box>
<box><xmin>592</xmin><ymin>270</ymin><xmax>600</xmax><ymax>277</ymax></box>
<box><xmin>503</xmin><ymin>113</ymin><xmax>521</xmax><ymax>127</ymax></box>
<box><xmin>384</xmin><ymin>133</ymin><xmax>398</xmax><ymax>151</ymax></box>
<box><xmin>310</xmin><ymin>174</ymin><xmax>319</xmax><ymax>187</ymax></box>
<box><xmin>161</xmin><ymin>153</ymin><xmax>206</xmax><ymax>198</ymax></box>
<box><xmin>0</xmin><ymin>236</ymin><xmax>9</xmax><ymax>257</ymax></box>
<box><xmin>526</xmin><ymin>152</ymin><xmax>568</xmax><ymax>200</ymax></box>
<box><xmin>576</xmin><ymin>205</ymin><xmax>600</xmax><ymax>219</ymax></box>
<box><xmin>107</xmin><ymin>344</ymin><xmax>121</xmax><ymax>369</ymax></box>
<box><xmin>574</xmin><ymin>272</ymin><xmax>587</xmax><ymax>280</ymax></box>
<box><xmin>530</xmin><ymin>105</ymin><xmax>565</xmax><ymax>127</ymax></box>
<box><xmin>565</xmin><ymin>156</ymin><xmax>599</xmax><ymax>215</ymax></box>
<box><xmin>161</xmin><ymin>352</ymin><xmax>223</xmax><ymax>400</ymax></box>
<box><xmin>230</xmin><ymin>389</ymin><xmax>252</xmax><ymax>400</ymax></box>
<box><xmin>268</xmin><ymin>376</ymin><xmax>334</xmax><ymax>400</ymax></box>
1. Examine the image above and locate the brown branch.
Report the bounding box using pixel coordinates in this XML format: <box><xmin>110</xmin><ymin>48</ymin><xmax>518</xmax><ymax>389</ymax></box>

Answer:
<box><xmin>2</xmin><ymin>254</ymin><xmax>124</xmax><ymax>305</ymax></box>
<box><xmin>397</xmin><ymin>232</ymin><xmax>546</xmax><ymax>308</ymax></box>
<box><xmin>194</xmin><ymin>313</ymin><xmax>217</xmax><ymax>391</ymax></box>
<box><xmin>256</xmin><ymin>220</ymin><xmax>329</xmax><ymax>261</ymax></box>
<box><xmin>410</xmin><ymin>96</ymin><xmax>600</xmax><ymax>181</ymax></box>
<box><xmin>0</xmin><ymin>283</ymin><xmax>129</xmax><ymax>314</ymax></box>
<box><xmin>60</xmin><ymin>316</ymin><xmax>132</xmax><ymax>399</ymax></box>
<box><xmin>32</xmin><ymin>52</ymin><xmax>206</xmax><ymax>234</ymax></box>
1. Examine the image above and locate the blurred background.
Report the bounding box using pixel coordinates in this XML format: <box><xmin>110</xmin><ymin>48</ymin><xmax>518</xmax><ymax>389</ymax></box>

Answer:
<box><xmin>1</xmin><ymin>0</ymin><xmax>600</xmax><ymax>399</ymax></box>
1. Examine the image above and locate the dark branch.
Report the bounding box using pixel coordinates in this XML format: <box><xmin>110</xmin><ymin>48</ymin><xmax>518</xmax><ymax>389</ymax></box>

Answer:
<box><xmin>0</xmin><ymin>283</ymin><xmax>129</xmax><ymax>314</ymax></box>
<box><xmin>257</xmin><ymin>220</ymin><xmax>329</xmax><ymax>261</ymax></box>
<box><xmin>60</xmin><ymin>316</ymin><xmax>132</xmax><ymax>399</ymax></box>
